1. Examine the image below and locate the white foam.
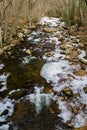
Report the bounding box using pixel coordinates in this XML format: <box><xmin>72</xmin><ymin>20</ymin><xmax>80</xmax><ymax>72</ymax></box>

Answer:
<box><xmin>0</xmin><ymin>98</ymin><xmax>14</xmax><ymax>122</ymax></box>
<box><xmin>26</xmin><ymin>86</ymin><xmax>53</xmax><ymax>113</ymax></box>
<box><xmin>0</xmin><ymin>63</ymin><xmax>5</xmax><ymax>70</ymax></box>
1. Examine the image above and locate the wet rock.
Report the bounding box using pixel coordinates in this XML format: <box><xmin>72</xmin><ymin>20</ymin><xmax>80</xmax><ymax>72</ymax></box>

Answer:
<box><xmin>60</xmin><ymin>44</ymin><xmax>66</xmax><ymax>50</ymax></box>
<box><xmin>18</xmin><ymin>32</ymin><xmax>24</xmax><ymax>39</ymax></box>
<box><xmin>9</xmin><ymin>90</ymin><xmax>27</xmax><ymax>100</ymax></box>
<box><xmin>22</xmin><ymin>28</ymin><xmax>29</xmax><ymax>35</ymax></box>
<box><xmin>0</xmin><ymin>83</ymin><xmax>3</xmax><ymax>89</ymax></box>
<box><xmin>62</xmin><ymin>87</ymin><xmax>73</xmax><ymax>97</ymax></box>
<box><xmin>1</xmin><ymin>109</ymin><xmax>9</xmax><ymax>116</ymax></box>
<box><xmin>53</xmin><ymin>90</ymin><xmax>59</xmax><ymax>95</ymax></box>
<box><xmin>80</xmin><ymin>58</ymin><xmax>87</xmax><ymax>64</ymax></box>
<box><xmin>78</xmin><ymin>43</ymin><xmax>84</xmax><ymax>48</ymax></box>
<box><xmin>60</xmin><ymin>50</ymin><xmax>66</xmax><ymax>54</ymax></box>
<box><xmin>29</xmin><ymin>25</ymin><xmax>36</xmax><ymax>29</ymax></box>
<box><xmin>60</xmin><ymin>44</ymin><xmax>73</xmax><ymax>54</ymax></box>
<box><xmin>58</xmin><ymin>36</ymin><xmax>64</xmax><ymax>41</ymax></box>
<box><xmin>44</xmin><ymin>51</ymin><xmax>54</xmax><ymax>57</ymax></box>
<box><xmin>60</xmin><ymin>96</ymin><xmax>65</xmax><ymax>101</ymax></box>
<box><xmin>83</xmin><ymin>86</ymin><xmax>87</xmax><ymax>93</ymax></box>
<box><xmin>74</xmin><ymin>69</ymin><xmax>87</xmax><ymax>76</ymax></box>
<box><xmin>25</xmin><ymin>49</ymin><xmax>32</xmax><ymax>55</ymax></box>
<box><xmin>65</xmin><ymin>46</ymin><xmax>73</xmax><ymax>55</ymax></box>
<box><xmin>44</xmin><ymin>85</ymin><xmax>53</xmax><ymax>94</ymax></box>
<box><xmin>43</xmin><ymin>27</ymin><xmax>57</xmax><ymax>33</ymax></box>
<box><xmin>72</xmin><ymin>107</ymin><xmax>79</xmax><ymax>115</ymax></box>
<box><xmin>66</xmin><ymin>121</ymin><xmax>73</xmax><ymax>128</ymax></box>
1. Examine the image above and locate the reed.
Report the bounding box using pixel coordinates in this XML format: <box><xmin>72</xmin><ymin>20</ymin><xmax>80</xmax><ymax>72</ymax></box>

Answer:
<box><xmin>0</xmin><ymin>0</ymin><xmax>87</xmax><ymax>46</ymax></box>
<box><xmin>47</xmin><ymin>0</ymin><xmax>87</xmax><ymax>25</ymax></box>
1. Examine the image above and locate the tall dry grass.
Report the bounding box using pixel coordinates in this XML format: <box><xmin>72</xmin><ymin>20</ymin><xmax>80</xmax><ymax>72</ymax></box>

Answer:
<box><xmin>0</xmin><ymin>0</ymin><xmax>87</xmax><ymax>46</ymax></box>
<box><xmin>47</xmin><ymin>0</ymin><xmax>87</xmax><ymax>25</ymax></box>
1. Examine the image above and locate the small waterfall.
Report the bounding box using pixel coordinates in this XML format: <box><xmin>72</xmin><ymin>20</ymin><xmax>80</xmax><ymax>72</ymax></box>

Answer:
<box><xmin>26</xmin><ymin>86</ymin><xmax>53</xmax><ymax>113</ymax></box>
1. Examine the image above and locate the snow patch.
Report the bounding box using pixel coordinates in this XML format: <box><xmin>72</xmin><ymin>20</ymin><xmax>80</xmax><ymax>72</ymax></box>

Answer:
<box><xmin>0</xmin><ymin>73</ymin><xmax>10</xmax><ymax>92</ymax></box>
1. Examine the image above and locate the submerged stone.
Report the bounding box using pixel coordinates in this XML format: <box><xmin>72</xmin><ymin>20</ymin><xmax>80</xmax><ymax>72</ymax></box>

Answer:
<box><xmin>83</xmin><ymin>86</ymin><xmax>87</xmax><ymax>93</ymax></box>
<box><xmin>62</xmin><ymin>87</ymin><xmax>73</xmax><ymax>97</ymax></box>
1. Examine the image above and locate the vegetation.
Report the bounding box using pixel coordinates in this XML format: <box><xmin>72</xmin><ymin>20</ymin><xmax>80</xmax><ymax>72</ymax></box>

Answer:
<box><xmin>47</xmin><ymin>0</ymin><xmax>87</xmax><ymax>25</ymax></box>
<box><xmin>0</xmin><ymin>0</ymin><xmax>47</xmax><ymax>46</ymax></box>
<box><xmin>0</xmin><ymin>0</ymin><xmax>87</xmax><ymax>47</ymax></box>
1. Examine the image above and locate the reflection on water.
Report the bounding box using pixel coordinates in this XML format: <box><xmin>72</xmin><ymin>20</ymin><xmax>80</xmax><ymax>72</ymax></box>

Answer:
<box><xmin>26</xmin><ymin>86</ymin><xmax>53</xmax><ymax>113</ymax></box>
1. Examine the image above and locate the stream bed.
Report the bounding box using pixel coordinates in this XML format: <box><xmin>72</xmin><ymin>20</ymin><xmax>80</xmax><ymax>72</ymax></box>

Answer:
<box><xmin>0</xmin><ymin>17</ymin><xmax>87</xmax><ymax>130</ymax></box>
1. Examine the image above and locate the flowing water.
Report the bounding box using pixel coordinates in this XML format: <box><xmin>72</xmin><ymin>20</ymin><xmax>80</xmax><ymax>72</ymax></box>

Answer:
<box><xmin>0</xmin><ymin>17</ymin><xmax>87</xmax><ymax>130</ymax></box>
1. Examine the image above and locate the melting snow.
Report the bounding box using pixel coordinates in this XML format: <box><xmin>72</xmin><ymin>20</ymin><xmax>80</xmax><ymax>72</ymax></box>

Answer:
<box><xmin>40</xmin><ymin>16</ymin><xmax>60</xmax><ymax>27</ymax></box>
<box><xmin>40</xmin><ymin>17</ymin><xmax>87</xmax><ymax>128</ymax></box>
<box><xmin>0</xmin><ymin>98</ymin><xmax>14</xmax><ymax>118</ymax></box>
<box><xmin>0</xmin><ymin>73</ymin><xmax>10</xmax><ymax>92</ymax></box>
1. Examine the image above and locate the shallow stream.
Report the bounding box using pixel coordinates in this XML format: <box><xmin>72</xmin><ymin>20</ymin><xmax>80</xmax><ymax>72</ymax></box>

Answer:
<box><xmin>0</xmin><ymin>17</ymin><xmax>87</xmax><ymax>130</ymax></box>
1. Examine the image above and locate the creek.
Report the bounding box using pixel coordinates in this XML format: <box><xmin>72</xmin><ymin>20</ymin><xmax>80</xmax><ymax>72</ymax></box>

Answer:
<box><xmin>0</xmin><ymin>17</ymin><xmax>87</xmax><ymax>130</ymax></box>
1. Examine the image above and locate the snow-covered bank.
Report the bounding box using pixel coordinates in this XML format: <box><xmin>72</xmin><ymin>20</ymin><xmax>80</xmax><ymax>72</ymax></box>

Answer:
<box><xmin>40</xmin><ymin>17</ymin><xmax>87</xmax><ymax>128</ymax></box>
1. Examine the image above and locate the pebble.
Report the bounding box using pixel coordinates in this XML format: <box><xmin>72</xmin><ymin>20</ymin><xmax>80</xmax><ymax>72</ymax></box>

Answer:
<box><xmin>26</xmin><ymin>49</ymin><xmax>32</xmax><ymax>55</ymax></box>
<box><xmin>83</xmin><ymin>86</ymin><xmax>87</xmax><ymax>93</ymax></box>
<box><xmin>62</xmin><ymin>87</ymin><xmax>73</xmax><ymax>97</ymax></box>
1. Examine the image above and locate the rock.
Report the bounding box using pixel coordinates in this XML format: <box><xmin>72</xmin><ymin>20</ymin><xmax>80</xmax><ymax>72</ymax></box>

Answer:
<box><xmin>44</xmin><ymin>85</ymin><xmax>53</xmax><ymax>94</ymax></box>
<box><xmin>83</xmin><ymin>86</ymin><xmax>87</xmax><ymax>93</ymax></box>
<box><xmin>60</xmin><ymin>50</ymin><xmax>66</xmax><ymax>54</ymax></box>
<box><xmin>60</xmin><ymin>44</ymin><xmax>66</xmax><ymax>50</ymax></box>
<box><xmin>65</xmin><ymin>44</ymin><xmax>73</xmax><ymax>54</ymax></box>
<box><xmin>65</xmin><ymin>48</ymin><xmax>72</xmax><ymax>54</ymax></box>
<box><xmin>49</xmin><ymin>108</ymin><xmax>55</xmax><ymax>114</ymax></box>
<box><xmin>78</xmin><ymin>43</ymin><xmax>84</xmax><ymax>48</ymax></box>
<box><xmin>53</xmin><ymin>90</ymin><xmax>59</xmax><ymax>95</ymax></box>
<box><xmin>22</xmin><ymin>28</ymin><xmax>29</xmax><ymax>34</ymax></box>
<box><xmin>43</xmin><ymin>27</ymin><xmax>57</xmax><ymax>33</ymax></box>
<box><xmin>44</xmin><ymin>51</ymin><xmax>54</xmax><ymax>57</ymax></box>
<box><xmin>0</xmin><ymin>83</ymin><xmax>3</xmax><ymax>89</ymax></box>
<box><xmin>60</xmin><ymin>96</ymin><xmax>65</xmax><ymax>101</ymax></box>
<box><xmin>66</xmin><ymin>121</ymin><xmax>73</xmax><ymax>128</ymax></box>
<box><xmin>26</xmin><ymin>49</ymin><xmax>32</xmax><ymax>55</ymax></box>
<box><xmin>74</xmin><ymin>69</ymin><xmax>87</xmax><ymax>76</ymax></box>
<box><xmin>58</xmin><ymin>36</ymin><xmax>64</xmax><ymax>41</ymax></box>
<box><xmin>9</xmin><ymin>90</ymin><xmax>27</xmax><ymax>100</ymax></box>
<box><xmin>62</xmin><ymin>87</ymin><xmax>73</xmax><ymax>97</ymax></box>
<box><xmin>1</xmin><ymin>109</ymin><xmax>9</xmax><ymax>116</ymax></box>
<box><xmin>30</xmin><ymin>25</ymin><xmax>36</xmax><ymax>29</ymax></box>
<box><xmin>72</xmin><ymin>107</ymin><xmax>78</xmax><ymax>115</ymax></box>
<box><xmin>80</xmin><ymin>58</ymin><xmax>87</xmax><ymax>64</ymax></box>
<box><xmin>18</xmin><ymin>32</ymin><xmax>24</xmax><ymax>39</ymax></box>
<box><xmin>60</xmin><ymin>44</ymin><xmax>73</xmax><ymax>54</ymax></box>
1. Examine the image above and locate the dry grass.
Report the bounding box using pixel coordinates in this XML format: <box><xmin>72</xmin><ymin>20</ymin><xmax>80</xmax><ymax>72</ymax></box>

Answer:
<box><xmin>47</xmin><ymin>0</ymin><xmax>87</xmax><ymax>25</ymax></box>
<box><xmin>0</xmin><ymin>0</ymin><xmax>87</xmax><ymax>45</ymax></box>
